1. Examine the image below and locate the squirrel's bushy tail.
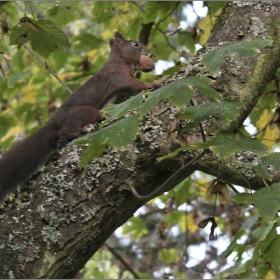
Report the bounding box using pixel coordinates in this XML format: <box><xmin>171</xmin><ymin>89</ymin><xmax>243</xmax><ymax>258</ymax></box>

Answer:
<box><xmin>0</xmin><ymin>125</ymin><xmax>58</xmax><ymax>203</ymax></box>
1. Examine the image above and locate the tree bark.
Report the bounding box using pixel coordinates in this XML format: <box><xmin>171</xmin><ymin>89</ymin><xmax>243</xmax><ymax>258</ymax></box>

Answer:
<box><xmin>1</xmin><ymin>2</ymin><xmax>280</xmax><ymax>278</ymax></box>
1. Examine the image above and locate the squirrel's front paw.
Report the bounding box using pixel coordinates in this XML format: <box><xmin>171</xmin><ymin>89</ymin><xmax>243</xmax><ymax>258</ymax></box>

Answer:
<box><xmin>153</xmin><ymin>82</ymin><xmax>164</xmax><ymax>88</ymax></box>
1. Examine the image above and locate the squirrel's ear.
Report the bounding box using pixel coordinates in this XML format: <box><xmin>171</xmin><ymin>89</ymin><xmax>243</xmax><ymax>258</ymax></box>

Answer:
<box><xmin>109</xmin><ymin>38</ymin><xmax>115</xmax><ymax>49</ymax></box>
<box><xmin>114</xmin><ymin>32</ymin><xmax>126</xmax><ymax>44</ymax></box>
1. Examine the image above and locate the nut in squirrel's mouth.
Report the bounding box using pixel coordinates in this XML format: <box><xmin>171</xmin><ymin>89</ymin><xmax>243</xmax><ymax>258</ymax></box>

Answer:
<box><xmin>139</xmin><ymin>54</ymin><xmax>155</xmax><ymax>73</ymax></box>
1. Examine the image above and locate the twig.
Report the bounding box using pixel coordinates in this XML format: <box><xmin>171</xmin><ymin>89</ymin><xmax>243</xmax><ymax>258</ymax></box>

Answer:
<box><xmin>105</xmin><ymin>243</ymin><xmax>140</xmax><ymax>279</ymax></box>
<box><xmin>129</xmin><ymin>149</ymin><xmax>207</xmax><ymax>200</ymax></box>
<box><xmin>156</xmin><ymin>1</ymin><xmax>180</xmax><ymax>27</ymax></box>
<box><xmin>190</xmin><ymin>99</ymin><xmax>206</xmax><ymax>142</ymax></box>
<box><xmin>250</xmin><ymin>120</ymin><xmax>271</xmax><ymax>138</ymax></box>
<box><xmin>228</xmin><ymin>183</ymin><xmax>239</xmax><ymax>194</ymax></box>
<box><xmin>130</xmin><ymin>99</ymin><xmax>209</xmax><ymax>200</ymax></box>
<box><xmin>156</xmin><ymin>27</ymin><xmax>179</xmax><ymax>53</ymax></box>
<box><xmin>23</xmin><ymin>44</ymin><xmax>73</xmax><ymax>94</ymax></box>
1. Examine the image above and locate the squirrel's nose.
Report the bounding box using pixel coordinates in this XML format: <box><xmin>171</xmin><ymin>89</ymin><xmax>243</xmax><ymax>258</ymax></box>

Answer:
<box><xmin>142</xmin><ymin>47</ymin><xmax>150</xmax><ymax>56</ymax></box>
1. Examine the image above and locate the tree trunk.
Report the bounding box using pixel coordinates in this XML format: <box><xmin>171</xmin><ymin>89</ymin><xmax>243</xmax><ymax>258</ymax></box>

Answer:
<box><xmin>1</xmin><ymin>2</ymin><xmax>280</xmax><ymax>278</ymax></box>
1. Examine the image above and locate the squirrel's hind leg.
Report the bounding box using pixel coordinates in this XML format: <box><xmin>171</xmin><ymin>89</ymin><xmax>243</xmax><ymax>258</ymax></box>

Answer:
<box><xmin>57</xmin><ymin>105</ymin><xmax>101</xmax><ymax>142</ymax></box>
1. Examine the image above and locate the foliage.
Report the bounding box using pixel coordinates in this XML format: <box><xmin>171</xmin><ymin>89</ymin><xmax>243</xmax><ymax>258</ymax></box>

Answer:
<box><xmin>1</xmin><ymin>1</ymin><xmax>280</xmax><ymax>279</ymax></box>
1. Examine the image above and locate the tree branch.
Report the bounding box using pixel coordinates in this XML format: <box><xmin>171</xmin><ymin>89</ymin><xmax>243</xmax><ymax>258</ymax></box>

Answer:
<box><xmin>1</xmin><ymin>2</ymin><xmax>280</xmax><ymax>278</ymax></box>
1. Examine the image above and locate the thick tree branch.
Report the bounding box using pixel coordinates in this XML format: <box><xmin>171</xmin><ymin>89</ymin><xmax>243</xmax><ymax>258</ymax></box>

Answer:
<box><xmin>1</xmin><ymin>2</ymin><xmax>280</xmax><ymax>278</ymax></box>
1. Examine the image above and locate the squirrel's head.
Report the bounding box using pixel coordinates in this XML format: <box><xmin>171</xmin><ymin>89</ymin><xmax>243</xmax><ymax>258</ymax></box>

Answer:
<box><xmin>109</xmin><ymin>32</ymin><xmax>153</xmax><ymax>72</ymax></box>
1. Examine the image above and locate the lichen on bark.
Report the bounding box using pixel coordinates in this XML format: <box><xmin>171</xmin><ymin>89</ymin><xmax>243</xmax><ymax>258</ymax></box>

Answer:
<box><xmin>1</xmin><ymin>2</ymin><xmax>280</xmax><ymax>278</ymax></box>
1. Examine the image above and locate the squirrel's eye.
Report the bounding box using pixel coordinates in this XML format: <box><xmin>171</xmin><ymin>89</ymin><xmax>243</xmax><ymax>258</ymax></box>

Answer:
<box><xmin>133</xmin><ymin>41</ymin><xmax>139</xmax><ymax>47</ymax></box>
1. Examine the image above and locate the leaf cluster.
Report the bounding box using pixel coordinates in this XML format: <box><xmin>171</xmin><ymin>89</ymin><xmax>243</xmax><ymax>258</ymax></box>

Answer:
<box><xmin>1</xmin><ymin>1</ymin><xmax>280</xmax><ymax>279</ymax></box>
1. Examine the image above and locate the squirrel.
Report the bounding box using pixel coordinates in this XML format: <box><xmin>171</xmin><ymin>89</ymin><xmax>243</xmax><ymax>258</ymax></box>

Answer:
<box><xmin>0</xmin><ymin>32</ymin><xmax>162</xmax><ymax>203</ymax></box>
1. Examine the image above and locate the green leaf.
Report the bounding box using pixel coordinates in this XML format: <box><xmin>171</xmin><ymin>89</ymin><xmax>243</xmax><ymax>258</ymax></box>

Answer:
<box><xmin>14</xmin><ymin>103</ymin><xmax>33</xmax><ymax>115</ymax></box>
<box><xmin>214</xmin><ymin>260</ymin><xmax>252</xmax><ymax>279</ymax></box>
<box><xmin>139</xmin><ymin>76</ymin><xmax>219</xmax><ymax>117</ymax></box>
<box><xmin>0</xmin><ymin>112</ymin><xmax>17</xmax><ymax>138</ymax></box>
<box><xmin>265</xmin><ymin>235</ymin><xmax>280</xmax><ymax>274</ymax></box>
<box><xmin>202</xmin><ymin>40</ymin><xmax>273</xmax><ymax>73</ymax></box>
<box><xmin>10</xmin><ymin>24</ymin><xmax>31</xmax><ymax>46</ymax></box>
<box><xmin>11</xmin><ymin>19</ymin><xmax>69</xmax><ymax>57</ymax></box>
<box><xmin>222</xmin><ymin>231</ymin><xmax>245</xmax><ymax>258</ymax></box>
<box><xmin>174</xmin><ymin>177</ymin><xmax>191</xmax><ymax>207</ymax></box>
<box><xmin>261</xmin><ymin>153</ymin><xmax>280</xmax><ymax>170</ymax></box>
<box><xmin>255</xmin><ymin>263</ymin><xmax>270</xmax><ymax>279</ymax></box>
<box><xmin>133</xmin><ymin>272</ymin><xmax>150</xmax><ymax>279</ymax></box>
<box><xmin>164</xmin><ymin>211</ymin><xmax>184</xmax><ymax>225</ymax></box>
<box><xmin>101</xmin><ymin>94</ymin><xmax>143</xmax><ymax>119</ymax></box>
<box><xmin>252</xmin><ymin>225</ymin><xmax>278</xmax><ymax>277</ymax></box>
<box><xmin>72</xmin><ymin>115</ymin><xmax>140</xmax><ymax>165</ymax></box>
<box><xmin>158</xmin><ymin>2</ymin><xmax>179</xmax><ymax>26</ymax></box>
<box><xmin>149</xmin><ymin>30</ymin><xmax>172</xmax><ymax>60</ymax></box>
<box><xmin>232</xmin><ymin>193</ymin><xmax>252</xmax><ymax>205</ymax></box>
<box><xmin>139</xmin><ymin>78</ymin><xmax>196</xmax><ymax>116</ymax></box>
<box><xmin>173</xmin><ymin>270</ymin><xmax>188</xmax><ymax>279</ymax></box>
<box><xmin>126</xmin><ymin>16</ymin><xmax>143</xmax><ymax>39</ymax></box>
<box><xmin>180</xmin><ymin>100</ymin><xmax>243</xmax><ymax>126</ymax></box>
<box><xmin>187</xmin><ymin>131</ymin><xmax>267</xmax><ymax>158</ymax></box>
<box><xmin>205</xmin><ymin>1</ymin><xmax>227</xmax><ymax>14</ymax></box>
<box><xmin>74</xmin><ymin>115</ymin><xmax>139</xmax><ymax>148</ymax></box>
<box><xmin>251</xmin><ymin>219</ymin><xmax>276</xmax><ymax>243</ymax></box>
<box><xmin>11</xmin><ymin>19</ymin><xmax>69</xmax><ymax>58</ymax></box>
<box><xmin>7</xmin><ymin>71</ymin><xmax>29</xmax><ymax>88</ymax></box>
<box><xmin>93</xmin><ymin>2</ymin><xmax>115</xmax><ymax>22</ymax></box>
<box><xmin>49</xmin><ymin>48</ymin><xmax>70</xmax><ymax>70</ymax></box>
<box><xmin>178</xmin><ymin>31</ymin><xmax>195</xmax><ymax>54</ymax></box>
<box><xmin>235</xmin><ymin>244</ymin><xmax>247</xmax><ymax>262</ymax></box>
<box><xmin>48</xmin><ymin>4</ymin><xmax>77</xmax><ymax>26</ymax></box>
<box><xmin>29</xmin><ymin>19</ymin><xmax>69</xmax><ymax>57</ymax></box>
<box><xmin>222</xmin><ymin>214</ymin><xmax>259</xmax><ymax>258</ymax></box>
<box><xmin>252</xmin><ymin>164</ymin><xmax>271</xmax><ymax>181</ymax></box>
<box><xmin>253</xmin><ymin>224</ymin><xmax>277</xmax><ymax>256</ymax></box>
<box><xmin>122</xmin><ymin>216</ymin><xmax>148</xmax><ymax>240</ymax></box>
<box><xmin>158</xmin><ymin>248</ymin><xmax>179</xmax><ymax>263</ymax></box>
<box><xmin>80</xmin><ymin>142</ymin><xmax>107</xmax><ymax>168</ymax></box>
<box><xmin>72</xmin><ymin>33</ymin><xmax>103</xmax><ymax>51</ymax></box>
<box><xmin>143</xmin><ymin>2</ymin><xmax>159</xmax><ymax>24</ymax></box>
<box><xmin>106</xmin><ymin>115</ymin><xmax>139</xmax><ymax>148</ymax></box>
<box><xmin>183</xmin><ymin>76</ymin><xmax>220</xmax><ymax>100</ymax></box>
<box><xmin>233</xmin><ymin>182</ymin><xmax>280</xmax><ymax>219</ymax></box>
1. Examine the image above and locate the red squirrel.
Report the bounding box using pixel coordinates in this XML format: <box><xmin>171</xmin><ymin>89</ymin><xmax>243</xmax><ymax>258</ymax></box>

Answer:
<box><xmin>0</xmin><ymin>32</ymin><xmax>162</xmax><ymax>203</ymax></box>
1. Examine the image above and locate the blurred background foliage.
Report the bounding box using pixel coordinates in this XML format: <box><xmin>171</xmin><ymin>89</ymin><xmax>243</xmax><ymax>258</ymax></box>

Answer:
<box><xmin>1</xmin><ymin>1</ymin><xmax>280</xmax><ymax>279</ymax></box>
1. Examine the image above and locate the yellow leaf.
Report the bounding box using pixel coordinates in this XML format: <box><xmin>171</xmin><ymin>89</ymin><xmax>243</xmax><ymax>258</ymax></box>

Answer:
<box><xmin>88</xmin><ymin>49</ymin><xmax>101</xmax><ymax>63</ymax></box>
<box><xmin>255</xmin><ymin>109</ymin><xmax>278</xmax><ymax>153</ymax></box>
<box><xmin>196</xmin><ymin>177</ymin><xmax>211</xmax><ymax>196</ymax></box>
<box><xmin>158</xmin><ymin>248</ymin><xmax>179</xmax><ymax>263</ymax></box>
<box><xmin>119</xmin><ymin>2</ymin><xmax>129</xmax><ymax>12</ymax></box>
<box><xmin>198</xmin><ymin>10</ymin><xmax>223</xmax><ymax>45</ymax></box>
<box><xmin>108</xmin><ymin>18</ymin><xmax>120</xmax><ymax>32</ymax></box>
<box><xmin>255</xmin><ymin>109</ymin><xmax>272</xmax><ymax>129</ymax></box>
<box><xmin>1</xmin><ymin>126</ymin><xmax>23</xmax><ymax>142</ymax></box>
<box><xmin>179</xmin><ymin>215</ymin><xmax>197</xmax><ymax>233</ymax></box>
<box><xmin>102</xmin><ymin>29</ymin><xmax>114</xmax><ymax>39</ymax></box>
<box><xmin>32</xmin><ymin>66</ymin><xmax>41</xmax><ymax>74</ymax></box>
<box><xmin>264</xmin><ymin>270</ymin><xmax>276</xmax><ymax>279</ymax></box>
<box><xmin>21</xmin><ymin>83</ymin><xmax>37</xmax><ymax>103</ymax></box>
<box><xmin>263</xmin><ymin>126</ymin><xmax>278</xmax><ymax>153</ymax></box>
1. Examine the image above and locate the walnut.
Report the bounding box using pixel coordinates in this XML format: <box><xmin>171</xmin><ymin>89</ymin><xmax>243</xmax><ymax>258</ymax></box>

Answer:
<box><xmin>139</xmin><ymin>55</ymin><xmax>155</xmax><ymax>72</ymax></box>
